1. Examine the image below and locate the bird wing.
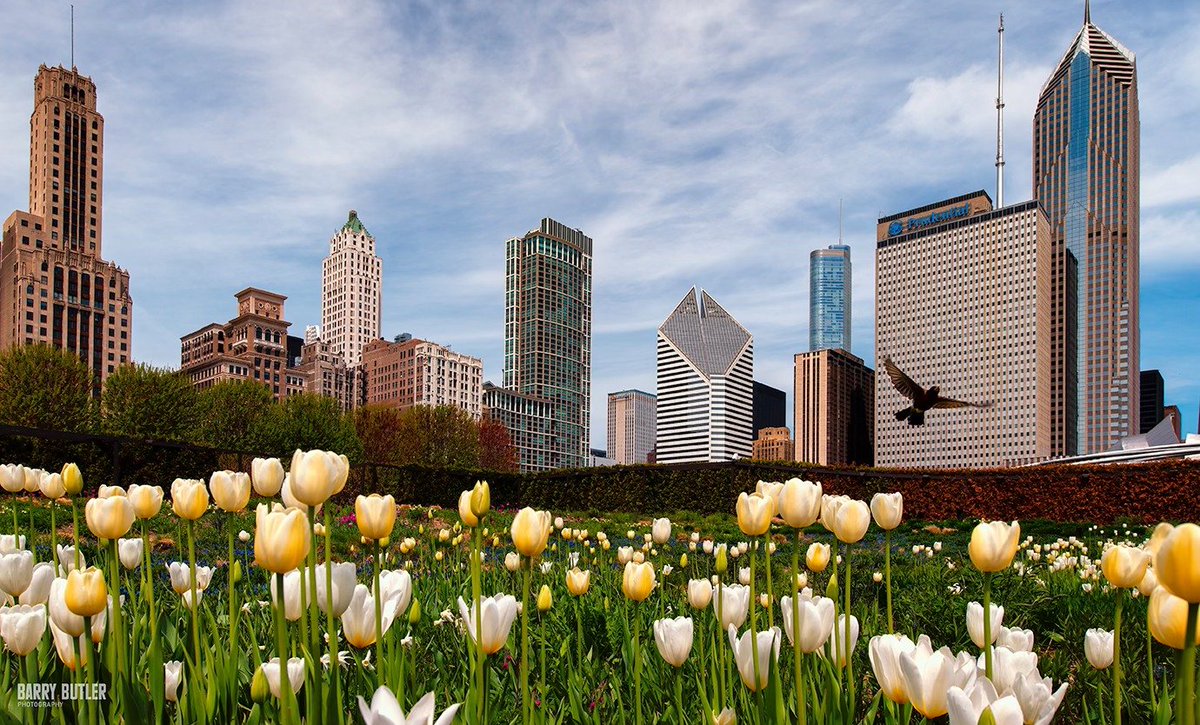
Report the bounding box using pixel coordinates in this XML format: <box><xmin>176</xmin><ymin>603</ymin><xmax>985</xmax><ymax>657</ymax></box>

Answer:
<box><xmin>932</xmin><ymin>397</ymin><xmax>993</xmax><ymax>409</ymax></box>
<box><xmin>882</xmin><ymin>357</ymin><xmax>923</xmax><ymax>400</ymax></box>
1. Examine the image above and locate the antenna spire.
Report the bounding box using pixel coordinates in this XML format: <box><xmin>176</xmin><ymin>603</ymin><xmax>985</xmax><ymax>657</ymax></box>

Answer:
<box><xmin>838</xmin><ymin>198</ymin><xmax>843</xmax><ymax>244</ymax></box>
<box><xmin>995</xmin><ymin>13</ymin><xmax>1005</xmax><ymax>208</ymax></box>
<box><xmin>70</xmin><ymin>5</ymin><xmax>75</xmax><ymax>69</ymax></box>
<box><xmin>1085</xmin><ymin>0</ymin><xmax>1091</xmax><ymax>24</ymax></box>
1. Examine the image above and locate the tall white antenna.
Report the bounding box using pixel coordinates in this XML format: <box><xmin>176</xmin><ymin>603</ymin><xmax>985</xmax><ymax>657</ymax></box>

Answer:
<box><xmin>995</xmin><ymin>13</ymin><xmax>1005</xmax><ymax>208</ymax></box>
<box><xmin>838</xmin><ymin>198</ymin><xmax>843</xmax><ymax>244</ymax></box>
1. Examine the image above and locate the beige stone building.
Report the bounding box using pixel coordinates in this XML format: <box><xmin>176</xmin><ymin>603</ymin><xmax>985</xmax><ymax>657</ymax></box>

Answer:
<box><xmin>362</xmin><ymin>336</ymin><xmax>483</xmax><ymax>418</ymax></box>
<box><xmin>793</xmin><ymin>348</ymin><xmax>874</xmax><ymax>466</ymax></box>
<box><xmin>606</xmin><ymin>389</ymin><xmax>656</xmax><ymax>465</ymax></box>
<box><xmin>321</xmin><ymin>210</ymin><xmax>381</xmax><ymax>369</ymax></box>
<box><xmin>0</xmin><ymin>66</ymin><xmax>132</xmax><ymax>391</ymax></box>
<box><xmin>294</xmin><ymin>337</ymin><xmax>357</xmax><ymax>412</ymax></box>
<box><xmin>752</xmin><ymin>427</ymin><xmax>793</xmax><ymax>462</ymax></box>
<box><xmin>180</xmin><ymin>288</ymin><xmax>304</xmax><ymax>400</ymax></box>
<box><xmin>874</xmin><ymin>191</ymin><xmax>1053</xmax><ymax>468</ymax></box>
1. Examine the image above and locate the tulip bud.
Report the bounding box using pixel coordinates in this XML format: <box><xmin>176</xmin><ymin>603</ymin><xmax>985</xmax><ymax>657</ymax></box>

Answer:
<box><xmin>873</xmin><ymin>571</ymin><xmax>883</xmax><ymax>583</ymax></box>
<box><xmin>250</xmin><ymin>666</ymin><xmax>270</xmax><ymax>703</ymax></box>
<box><xmin>61</xmin><ymin>463</ymin><xmax>83</xmax><ymax>496</ymax></box>
<box><xmin>680</xmin><ymin>553</ymin><xmax>688</xmax><ymax>568</ymax></box>
<box><xmin>537</xmin><ymin>584</ymin><xmax>552</xmax><ymax>613</ymax></box>
<box><xmin>409</xmin><ymin>599</ymin><xmax>421</xmax><ymax>625</ymax></box>
<box><xmin>231</xmin><ymin>560</ymin><xmax>243</xmax><ymax>585</ymax></box>
<box><xmin>825</xmin><ymin>571</ymin><xmax>838</xmax><ymax>600</ymax></box>
<box><xmin>715</xmin><ymin>545</ymin><xmax>728</xmax><ymax>574</ymax></box>
<box><xmin>469</xmin><ymin>480</ymin><xmax>490</xmax><ymax>518</ymax></box>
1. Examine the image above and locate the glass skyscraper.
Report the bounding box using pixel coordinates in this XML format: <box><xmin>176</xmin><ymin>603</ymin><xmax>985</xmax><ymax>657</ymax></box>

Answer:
<box><xmin>809</xmin><ymin>244</ymin><xmax>851</xmax><ymax>352</ymax></box>
<box><xmin>1034</xmin><ymin>5</ymin><xmax>1139</xmax><ymax>455</ymax></box>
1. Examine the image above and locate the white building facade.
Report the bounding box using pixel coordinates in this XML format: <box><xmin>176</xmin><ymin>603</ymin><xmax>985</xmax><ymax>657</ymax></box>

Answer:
<box><xmin>321</xmin><ymin>210</ymin><xmax>382</xmax><ymax>368</ymax></box>
<box><xmin>607</xmin><ymin>389</ymin><xmax>657</xmax><ymax>464</ymax></box>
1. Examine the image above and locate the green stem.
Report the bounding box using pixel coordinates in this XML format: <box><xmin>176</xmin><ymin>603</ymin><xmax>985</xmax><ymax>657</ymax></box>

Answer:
<box><xmin>228</xmin><ymin>527</ymin><xmax>238</xmax><ymax>696</ymax></box>
<box><xmin>305</xmin><ymin>508</ymin><xmax>321</xmax><ymax>719</ymax></box>
<box><xmin>1147</xmin><ymin>613</ymin><xmax>1156</xmax><ymax>711</ymax></box>
<box><xmin>575</xmin><ymin>598</ymin><xmax>584</xmax><ymax>669</ymax></box>
<box><xmin>521</xmin><ymin>563</ymin><xmax>532</xmax><ymax>725</ymax></box>
<box><xmin>983</xmin><ymin>572</ymin><xmax>994</xmax><ymax>682</ymax></box>
<box><xmin>1113</xmin><ymin>589</ymin><xmax>1123</xmax><ymax>725</ymax></box>
<box><xmin>373</xmin><ymin>541</ymin><xmax>384</xmax><ymax>686</ymax></box>
<box><xmin>1181</xmin><ymin>603</ymin><xmax>1198</xmax><ymax>725</ymax></box>
<box><xmin>674</xmin><ymin>664</ymin><xmax>684</xmax><ymax>720</ymax></box>
<box><xmin>634</xmin><ymin>610</ymin><xmax>644</xmax><ymax>725</ymax></box>
<box><xmin>885</xmin><ymin>529</ymin><xmax>894</xmax><ymax>634</ymax></box>
<box><xmin>323</xmin><ymin>505</ymin><xmax>340</xmax><ymax>717</ymax></box>
<box><xmin>187</xmin><ymin>519</ymin><xmax>201</xmax><ymax>685</ymax></box>
<box><xmin>792</xmin><ymin>532</ymin><xmax>806</xmax><ymax>725</ymax></box>
<box><xmin>750</xmin><ymin>538</ymin><xmax>761</xmax><ymax>695</ymax></box>
<box><xmin>830</xmin><ymin>538</ymin><xmax>840</xmax><ymax>693</ymax></box>
<box><xmin>71</xmin><ymin>499</ymin><xmax>81</xmax><ymax>570</ymax></box>
<box><xmin>472</xmin><ymin>526</ymin><xmax>485</xmax><ymax>722</ymax></box>
<box><xmin>49</xmin><ymin>502</ymin><xmax>57</xmax><ymax>570</ymax></box>
<box><xmin>844</xmin><ymin>541</ymin><xmax>854</xmax><ymax>717</ymax></box>
<box><xmin>82</xmin><ymin>615</ymin><xmax>96</xmax><ymax>725</ymax></box>
<box><xmin>765</xmin><ymin>534</ymin><xmax>774</xmax><ymax>629</ymax></box>
<box><xmin>274</xmin><ymin>572</ymin><xmax>295</xmax><ymax>725</ymax></box>
<box><xmin>107</xmin><ymin>540</ymin><xmax>125</xmax><ymax>704</ymax></box>
<box><xmin>716</xmin><ymin>579</ymin><xmax>725</xmax><ymax>710</ymax></box>
<box><xmin>539</xmin><ymin>606</ymin><xmax>547</xmax><ymax>699</ymax></box>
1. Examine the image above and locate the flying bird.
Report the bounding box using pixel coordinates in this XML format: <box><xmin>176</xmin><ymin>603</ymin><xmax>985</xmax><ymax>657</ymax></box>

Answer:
<box><xmin>882</xmin><ymin>356</ymin><xmax>993</xmax><ymax>426</ymax></box>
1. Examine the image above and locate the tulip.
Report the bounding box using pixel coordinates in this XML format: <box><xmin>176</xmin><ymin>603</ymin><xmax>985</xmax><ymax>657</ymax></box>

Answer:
<box><xmin>779</xmin><ymin>477</ymin><xmax>822</xmax><ymax>528</ymax></box>
<box><xmin>19</xmin><ymin>563</ymin><xmax>53</xmax><ymax>605</ymax></box>
<box><xmin>728</xmin><ymin>624</ymin><xmax>781</xmax><ymax>692</ymax></box>
<box><xmin>1138</xmin><ymin>567</ymin><xmax>1158</xmax><ymax>597</ymax></box>
<box><xmin>821</xmin><ymin>613</ymin><xmax>859</xmax><ymax>668</ymax></box>
<box><xmin>210</xmin><ymin>470</ymin><xmax>251</xmax><ymax>512</ymax></box>
<box><xmin>251</xmin><ymin>457</ymin><xmax>285</xmax><ymax>496</ymax></box>
<box><xmin>1146</xmin><ymin>522</ymin><xmax>1174</xmax><ymax>556</ymax></box>
<box><xmin>0</xmin><ymin>535</ymin><xmax>25</xmax><ymax>555</ymax></box>
<box><xmin>899</xmin><ymin>640</ymin><xmax>973</xmax><ymax>719</ymax></box>
<box><xmin>511</xmin><ymin>508</ymin><xmax>553</xmax><ymax>559</ymax></box>
<box><xmin>117</xmin><ymin>538</ymin><xmax>143</xmax><ymax>570</ymax></box>
<box><xmin>654</xmin><ymin>616</ymin><xmax>693</xmax><ymax>667</ymax></box>
<box><xmin>127</xmin><ymin>484</ymin><xmax>164</xmax><ymax>519</ymax></box>
<box><xmin>567</xmin><ymin>568</ymin><xmax>591</xmax><ymax>597</ymax></box>
<box><xmin>342</xmin><ymin>584</ymin><xmax>381</xmax><ymax>647</ymax></box>
<box><xmin>355</xmin><ymin>495</ymin><xmax>397</xmax><ymax>543</ymax></box>
<box><xmin>781</xmin><ymin>593</ymin><xmax>836</xmax><ymax>653</ymax></box>
<box><xmin>181</xmin><ymin>589</ymin><xmax>203</xmax><ymax>610</ymax></box>
<box><xmin>0</xmin><ymin>550</ymin><xmax>33</xmax><ymax>597</ymax></box>
<box><xmin>1148</xmin><ymin>585</ymin><xmax>1200</xmax><ymax>650</ymax></box>
<box><xmin>329</xmin><ymin>452</ymin><xmax>350</xmax><ymax>494</ymax></box>
<box><xmin>0</xmin><ymin>604</ymin><xmax>46</xmax><ymax>655</ymax></box>
<box><xmin>64</xmin><ymin>568</ymin><xmax>107</xmax><ymax>617</ymax></box>
<box><xmin>262</xmin><ymin>657</ymin><xmax>306</xmax><ymax>698</ymax></box>
<box><xmin>980</xmin><ymin>645</ymin><xmax>1040</xmax><ymax>696</ymax></box>
<box><xmin>1102</xmin><ymin>545</ymin><xmax>1151</xmax><ymax>589</ymax></box>
<box><xmin>61</xmin><ymin>462</ymin><xmax>83</xmax><ymax>495</ymax></box>
<box><xmin>714</xmin><ymin>583</ymin><xmax>750</xmax><ymax>630</ymax></box>
<box><xmin>56</xmin><ymin>544</ymin><xmax>84</xmax><ymax>575</ymax></box>
<box><xmin>254</xmin><ymin>504</ymin><xmax>311</xmax><ymax>574</ymax></box>
<box><xmin>0</xmin><ymin>464</ymin><xmax>22</xmax><ymax>492</ymax></box>
<box><xmin>166</xmin><ymin>562</ymin><xmax>214</xmax><ymax>594</ymax></box>
<box><xmin>869</xmin><ymin>633</ymin><xmax>916</xmax><ymax>704</ymax></box>
<box><xmin>652</xmin><ymin>517</ymin><xmax>671</xmax><ymax>545</ymax></box>
<box><xmin>289</xmin><ymin>449</ymin><xmax>339</xmax><ymax>507</ymax></box>
<box><xmin>1084</xmin><ymin>628</ymin><xmax>1114</xmax><ymax>669</ymax></box>
<box><xmin>623</xmin><ymin>561</ymin><xmax>656</xmax><ymax>602</ymax></box>
<box><xmin>736</xmin><ymin>492</ymin><xmax>773</xmax><ymax>537</ymax></box>
<box><xmin>832</xmin><ymin>499</ymin><xmax>870</xmax><ymax>544</ymax></box>
<box><xmin>997</xmin><ymin>625</ymin><xmax>1034</xmax><ymax>653</ymax></box>
<box><xmin>359</xmin><ymin>686</ymin><xmax>462</xmax><ymax>725</ymax></box>
<box><xmin>458</xmin><ymin>490</ymin><xmax>479</xmax><ymax>527</ymax></box>
<box><xmin>946</xmin><ymin>681</ymin><xmax>1024</xmax><ymax>725</ymax></box>
<box><xmin>967</xmin><ymin>601</ymin><xmax>1005</xmax><ymax>648</ymax></box>
<box><xmin>39</xmin><ymin>472</ymin><xmax>66</xmax><ymax>499</ymax></box>
<box><xmin>969</xmin><ymin>520</ymin><xmax>1021</xmax><ymax>573</ymax></box>
<box><xmin>49</xmin><ymin>619</ymin><xmax>87</xmax><ymax>670</ymax></box>
<box><xmin>458</xmin><ymin>594</ymin><xmax>519</xmax><ymax>655</ymax></box>
<box><xmin>1155</xmin><ymin>523</ymin><xmax>1200</xmax><ymax>603</ymax></box>
<box><xmin>170</xmin><ymin>478</ymin><xmax>208</xmax><ymax>520</ymax></box>
<box><xmin>97</xmin><ymin>484</ymin><xmax>125</xmax><ymax>498</ymax></box>
<box><xmin>806</xmin><ymin>542</ymin><xmax>831</xmax><ymax>572</ymax></box>
<box><xmin>537</xmin><ymin>584</ymin><xmax>552</xmax><ymax>613</ymax></box>
<box><xmin>84</xmin><ymin>495</ymin><xmax>135</xmax><ymax>540</ymax></box>
<box><xmin>314</xmin><ymin>561</ymin><xmax>357</xmax><ymax>618</ymax></box>
<box><xmin>268</xmin><ymin>569</ymin><xmax>305</xmax><ymax>622</ymax></box>
<box><xmin>469</xmin><ymin>480</ymin><xmax>490</xmax><ymax>519</ymax></box>
<box><xmin>870</xmin><ymin>492</ymin><xmax>903</xmax><ymax>530</ymax></box>
<box><xmin>755</xmin><ymin>479</ymin><xmax>784</xmax><ymax>513</ymax></box>
<box><xmin>1011</xmin><ymin>670</ymin><xmax>1069</xmax><ymax>725</ymax></box>
<box><xmin>739</xmin><ymin>567</ymin><xmax>751</xmax><ymax>585</ymax></box>
<box><xmin>688</xmin><ymin>579</ymin><xmax>713</xmax><ymax>610</ymax></box>
<box><xmin>505</xmin><ymin>552</ymin><xmax>521</xmax><ymax>572</ymax></box>
<box><xmin>165</xmin><ymin>660</ymin><xmax>184</xmax><ymax>702</ymax></box>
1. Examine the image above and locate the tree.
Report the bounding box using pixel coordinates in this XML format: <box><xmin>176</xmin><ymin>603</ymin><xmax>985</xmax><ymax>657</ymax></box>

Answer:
<box><xmin>99</xmin><ymin>364</ymin><xmax>198</xmax><ymax>440</ymax></box>
<box><xmin>478</xmin><ymin>416</ymin><xmax>517</xmax><ymax>472</ymax></box>
<box><xmin>354</xmin><ymin>405</ymin><xmax>406</xmax><ymax>466</ymax></box>
<box><xmin>0</xmin><ymin>344</ymin><xmax>93</xmax><ymax>431</ymax></box>
<box><xmin>264</xmin><ymin>393</ymin><xmax>363</xmax><ymax>462</ymax></box>
<box><xmin>193</xmin><ymin>380</ymin><xmax>277</xmax><ymax>453</ymax></box>
<box><xmin>395</xmin><ymin>405</ymin><xmax>481</xmax><ymax>469</ymax></box>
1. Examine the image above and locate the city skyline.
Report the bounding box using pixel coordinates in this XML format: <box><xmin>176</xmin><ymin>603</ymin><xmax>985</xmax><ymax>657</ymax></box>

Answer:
<box><xmin>0</xmin><ymin>1</ymin><xmax>1196</xmax><ymax>446</ymax></box>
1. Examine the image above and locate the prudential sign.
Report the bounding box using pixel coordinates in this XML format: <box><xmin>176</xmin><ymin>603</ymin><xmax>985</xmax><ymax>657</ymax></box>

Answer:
<box><xmin>888</xmin><ymin>203</ymin><xmax>971</xmax><ymax>236</ymax></box>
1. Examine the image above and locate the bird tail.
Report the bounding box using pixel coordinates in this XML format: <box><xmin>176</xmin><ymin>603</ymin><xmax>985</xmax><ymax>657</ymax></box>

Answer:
<box><xmin>908</xmin><ymin>410</ymin><xmax>925</xmax><ymax>426</ymax></box>
<box><xmin>894</xmin><ymin>407</ymin><xmax>912</xmax><ymax>422</ymax></box>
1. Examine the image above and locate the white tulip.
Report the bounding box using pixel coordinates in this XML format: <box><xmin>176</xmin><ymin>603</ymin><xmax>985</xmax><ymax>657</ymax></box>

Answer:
<box><xmin>262</xmin><ymin>657</ymin><xmax>305</xmax><ymax>698</ymax></box>
<box><xmin>820</xmin><ymin>613</ymin><xmax>860</xmax><ymax>669</ymax></box>
<box><xmin>505</xmin><ymin>552</ymin><xmax>521</xmax><ymax>572</ymax></box>
<box><xmin>652</xmin><ymin>518</ymin><xmax>671</xmax><ymax>545</ymax></box>
<box><xmin>0</xmin><ymin>604</ymin><xmax>46</xmax><ymax>655</ymax></box>
<box><xmin>997</xmin><ymin>625</ymin><xmax>1034</xmax><ymax>652</ymax></box>
<box><xmin>0</xmin><ymin>550</ymin><xmax>33</xmax><ymax>597</ymax></box>
<box><xmin>458</xmin><ymin>594</ymin><xmax>519</xmax><ymax>656</ymax></box>
<box><xmin>1084</xmin><ymin>629</ymin><xmax>1114</xmax><ymax>669</ymax></box>
<box><xmin>19</xmin><ymin>563</ymin><xmax>53</xmax><ymax>605</ymax></box>
<box><xmin>900</xmin><ymin>638</ymin><xmax>975</xmax><ymax>719</ymax></box>
<box><xmin>977</xmin><ymin>646</ymin><xmax>1039</xmax><ymax>696</ymax></box>
<box><xmin>967</xmin><ymin>601</ymin><xmax>1005</xmax><ymax>648</ymax></box>
<box><xmin>1011</xmin><ymin>670</ymin><xmax>1069</xmax><ymax>725</ymax></box>
<box><xmin>947</xmin><ymin>679</ymin><xmax>1024</xmax><ymax>725</ymax></box>
<box><xmin>780</xmin><ymin>594</ymin><xmax>836</xmax><ymax>653</ymax></box>
<box><xmin>118</xmin><ymin>538</ymin><xmax>143</xmax><ymax>570</ymax></box>
<box><xmin>358</xmin><ymin>686</ymin><xmax>461</xmax><ymax>725</ymax></box>
<box><xmin>166</xmin><ymin>562</ymin><xmax>214</xmax><ymax>594</ymax></box>
<box><xmin>0</xmin><ymin>535</ymin><xmax>26</xmax><ymax>555</ymax></box>
<box><xmin>713</xmin><ymin>584</ymin><xmax>750</xmax><ymax>631</ymax></box>
<box><xmin>378</xmin><ymin>569</ymin><xmax>413</xmax><ymax>620</ymax></box>
<box><xmin>314</xmin><ymin>562</ymin><xmax>358</xmax><ymax>618</ymax></box>
<box><xmin>269</xmin><ymin>569</ymin><xmax>305</xmax><ymax>622</ymax></box>
<box><xmin>251</xmin><ymin>457</ymin><xmax>285</xmax><ymax>497</ymax></box>
<box><xmin>687</xmin><ymin>579</ymin><xmax>713</xmax><ymax>610</ymax></box>
<box><xmin>164</xmin><ymin>661</ymin><xmax>184</xmax><ymax>702</ymax></box>
<box><xmin>728</xmin><ymin>624</ymin><xmax>781</xmax><ymax>692</ymax></box>
<box><xmin>869</xmin><ymin>633</ymin><xmax>916</xmax><ymax>704</ymax></box>
<box><xmin>653</xmin><ymin>616</ymin><xmax>693</xmax><ymax>667</ymax></box>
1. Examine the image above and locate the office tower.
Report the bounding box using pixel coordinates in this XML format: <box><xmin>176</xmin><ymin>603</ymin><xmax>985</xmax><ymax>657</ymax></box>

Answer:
<box><xmin>810</xmin><ymin>244</ymin><xmax>851</xmax><ymax>352</ymax></box>
<box><xmin>607</xmin><ymin>389</ymin><xmax>656</xmax><ymax>465</ymax></box>
<box><xmin>361</xmin><ymin>336</ymin><xmax>483</xmax><ymax>419</ymax></box>
<box><xmin>501</xmin><ymin>218</ymin><xmax>592</xmax><ymax>469</ymax></box>
<box><xmin>482</xmin><ymin>382</ymin><xmax>558</xmax><ymax>472</ymax></box>
<box><xmin>794</xmin><ymin>348</ymin><xmax>874</xmax><ymax>466</ymax></box>
<box><xmin>1139</xmin><ymin>370</ymin><xmax>1164</xmax><ymax>434</ymax></box>
<box><xmin>752</xmin><ymin>381</ymin><xmax>787</xmax><ymax>435</ymax></box>
<box><xmin>321</xmin><ymin>210</ymin><xmax>382</xmax><ymax>369</ymax></box>
<box><xmin>0</xmin><ymin>65</ymin><xmax>133</xmax><ymax>391</ymax></box>
<box><xmin>875</xmin><ymin>191</ymin><xmax>1052</xmax><ymax>468</ymax></box>
<box><xmin>656</xmin><ymin>287</ymin><xmax>753</xmax><ymax>463</ymax></box>
<box><xmin>294</xmin><ymin>338</ymin><xmax>356</xmax><ymax>412</ymax></box>
<box><xmin>1034</xmin><ymin>5</ymin><xmax>1139</xmax><ymax>454</ymax></box>
<box><xmin>752</xmin><ymin>427</ymin><xmax>793</xmax><ymax>462</ymax></box>
<box><xmin>180</xmin><ymin>288</ymin><xmax>305</xmax><ymax>400</ymax></box>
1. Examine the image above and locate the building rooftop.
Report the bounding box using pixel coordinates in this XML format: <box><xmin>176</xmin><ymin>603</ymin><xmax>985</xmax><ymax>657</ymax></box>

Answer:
<box><xmin>341</xmin><ymin>209</ymin><xmax>369</xmax><ymax>235</ymax></box>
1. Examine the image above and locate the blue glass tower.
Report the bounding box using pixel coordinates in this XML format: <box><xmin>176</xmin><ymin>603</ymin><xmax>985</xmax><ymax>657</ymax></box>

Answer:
<box><xmin>809</xmin><ymin>244</ymin><xmax>851</xmax><ymax>352</ymax></box>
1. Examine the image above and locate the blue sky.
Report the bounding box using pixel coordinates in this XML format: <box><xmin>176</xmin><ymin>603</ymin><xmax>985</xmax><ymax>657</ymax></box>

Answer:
<box><xmin>1</xmin><ymin>0</ymin><xmax>1197</xmax><ymax>445</ymax></box>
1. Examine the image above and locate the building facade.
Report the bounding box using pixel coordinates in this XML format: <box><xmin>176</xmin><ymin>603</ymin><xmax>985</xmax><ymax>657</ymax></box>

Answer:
<box><xmin>656</xmin><ymin>287</ymin><xmax>753</xmax><ymax>463</ymax></box>
<box><xmin>752</xmin><ymin>380</ymin><xmax>787</xmax><ymax>435</ymax></box>
<box><xmin>606</xmin><ymin>389</ymin><xmax>656</xmax><ymax>465</ymax></box>
<box><xmin>0</xmin><ymin>65</ymin><xmax>133</xmax><ymax>391</ymax></box>
<box><xmin>809</xmin><ymin>244</ymin><xmax>851</xmax><ymax>352</ymax></box>
<box><xmin>180</xmin><ymin>288</ymin><xmax>305</xmax><ymax>400</ymax></box>
<box><xmin>502</xmin><ymin>218</ymin><xmax>592</xmax><ymax>468</ymax></box>
<box><xmin>752</xmin><ymin>427</ymin><xmax>793</xmax><ymax>462</ymax></box>
<box><xmin>482</xmin><ymin>382</ymin><xmax>559</xmax><ymax>472</ymax></box>
<box><xmin>361</xmin><ymin>336</ymin><xmax>483</xmax><ymax>419</ymax></box>
<box><xmin>875</xmin><ymin>191</ymin><xmax>1053</xmax><ymax>468</ymax></box>
<box><xmin>1139</xmin><ymin>369</ymin><xmax>1164</xmax><ymax>434</ymax></box>
<box><xmin>294</xmin><ymin>337</ymin><xmax>357</xmax><ymax>412</ymax></box>
<box><xmin>793</xmin><ymin>348</ymin><xmax>874</xmax><ymax>466</ymax></box>
<box><xmin>1034</xmin><ymin>8</ymin><xmax>1139</xmax><ymax>454</ymax></box>
<box><xmin>321</xmin><ymin>210</ymin><xmax>382</xmax><ymax>369</ymax></box>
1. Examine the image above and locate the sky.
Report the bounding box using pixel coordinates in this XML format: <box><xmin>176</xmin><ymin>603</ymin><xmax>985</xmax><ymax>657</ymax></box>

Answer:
<box><xmin>1</xmin><ymin>0</ymin><xmax>1198</xmax><ymax>447</ymax></box>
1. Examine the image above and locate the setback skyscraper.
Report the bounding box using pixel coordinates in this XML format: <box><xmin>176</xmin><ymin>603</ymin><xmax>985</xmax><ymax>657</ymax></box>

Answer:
<box><xmin>809</xmin><ymin>244</ymin><xmax>851</xmax><ymax>352</ymax></box>
<box><xmin>321</xmin><ymin>210</ymin><xmax>382</xmax><ymax>369</ymax></box>
<box><xmin>0</xmin><ymin>66</ymin><xmax>133</xmax><ymax>391</ymax></box>
<box><xmin>656</xmin><ymin>287</ymin><xmax>753</xmax><ymax>463</ymax></box>
<box><xmin>1034</xmin><ymin>5</ymin><xmax>1139</xmax><ymax>454</ymax></box>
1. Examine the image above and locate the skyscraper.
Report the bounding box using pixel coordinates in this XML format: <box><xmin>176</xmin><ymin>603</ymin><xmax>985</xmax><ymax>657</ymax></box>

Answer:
<box><xmin>502</xmin><ymin>218</ymin><xmax>592</xmax><ymax>469</ymax></box>
<box><xmin>794</xmin><ymin>348</ymin><xmax>874</xmax><ymax>467</ymax></box>
<box><xmin>607</xmin><ymin>389</ymin><xmax>656</xmax><ymax>465</ymax></box>
<box><xmin>0</xmin><ymin>65</ymin><xmax>133</xmax><ymax>390</ymax></box>
<box><xmin>810</xmin><ymin>244</ymin><xmax>851</xmax><ymax>352</ymax></box>
<box><xmin>1139</xmin><ymin>369</ymin><xmax>1164</xmax><ymax>434</ymax></box>
<box><xmin>361</xmin><ymin>336</ymin><xmax>483</xmax><ymax>418</ymax></box>
<box><xmin>656</xmin><ymin>287</ymin><xmax>753</xmax><ymax>463</ymax></box>
<box><xmin>752</xmin><ymin>381</ymin><xmax>787</xmax><ymax>435</ymax></box>
<box><xmin>321</xmin><ymin>210</ymin><xmax>382</xmax><ymax>369</ymax></box>
<box><xmin>1034</xmin><ymin>4</ymin><xmax>1139</xmax><ymax>454</ymax></box>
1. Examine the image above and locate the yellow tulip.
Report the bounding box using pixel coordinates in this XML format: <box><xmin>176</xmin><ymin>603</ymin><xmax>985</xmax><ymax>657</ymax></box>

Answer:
<box><xmin>84</xmin><ymin>496</ymin><xmax>135</xmax><ymax>540</ymax></box>
<box><xmin>127</xmin><ymin>485</ymin><xmax>164</xmax><ymax>519</ymax></box>
<box><xmin>778</xmin><ymin>478</ymin><xmax>823</xmax><ymax>529</ymax></box>
<box><xmin>968</xmin><ymin>520</ymin><xmax>1021</xmax><ymax>573</ymax></box>
<box><xmin>1138</xmin><ymin>567</ymin><xmax>1159</xmax><ymax>597</ymax></box>
<box><xmin>251</xmin><ymin>457</ymin><xmax>285</xmax><ymax>497</ymax></box>
<box><xmin>64</xmin><ymin>568</ymin><xmax>107</xmax><ymax>617</ymax></box>
<box><xmin>170</xmin><ymin>479</ymin><xmax>209</xmax><ymax>520</ymax></box>
<box><xmin>736</xmin><ymin>492</ymin><xmax>773</xmax><ymax>537</ymax></box>
<box><xmin>1145</xmin><ymin>523</ymin><xmax>1175</xmax><ymax>557</ymax></box>
<box><xmin>537</xmin><ymin>584</ymin><xmax>553</xmax><ymax>613</ymax></box>
<box><xmin>469</xmin><ymin>480</ymin><xmax>490</xmax><ymax>518</ymax></box>
<box><xmin>288</xmin><ymin>449</ymin><xmax>338</xmax><ymax>507</ymax></box>
<box><xmin>253</xmin><ymin>504</ymin><xmax>311</xmax><ymax>574</ymax></box>
<box><xmin>567</xmin><ymin>568</ymin><xmax>591</xmax><ymax>596</ymax></box>
<box><xmin>1148</xmin><ymin>585</ymin><xmax>1200</xmax><ymax>650</ymax></box>
<box><xmin>511</xmin><ymin>507</ymin><xmax>552</xmax><ymax>559</ymax></box>
<box><xmin>210</xmin><ymin>471</ymin><xmax>251</xmax><ymax>513</ymax></box>
<box><xmin>806</xmin><ymin>542</ymin><xmax>831</xmax><ymax>573</ymax></box>
<box><xmin>97</xmin><ymin>485</ymin><xmax>125</xmax><ymax>498</ymax></box>
<box><xmin>623</xmin><ymin>561</ymin><xmax>656</xmax><ymax>602</ymax></box>
<box><xmin>1101</xmin><ymin>544</ymin><xmax>1151</xmax><ymax>589</ymax></box>
<box><xmin>60</xmin><ymin>463</ymin><xmax>83</xmax><ymax>496</ymax></box>
<box><xmin>869</xmin><ymin>492</ymin><xmax>903</xmax><ymax>531</ymax></box>
<box><xmin>1155</xmin><ymin>523</ymin><xmax>1200</xmax><ymax>603</ymax></box>
<box><xmin>833</xmin><ymin>499</ymin><xmax>871</xmax><ymax>544</ymax></box>
<box><xmin>355</xmin><ymin>494</ymin><xmax>396</xmax><ymax>541</ymax></box>
<box><xmin>458</xmin><ymin>490</ymin><xmax>479</xmax><ymax>528</ymax></box>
